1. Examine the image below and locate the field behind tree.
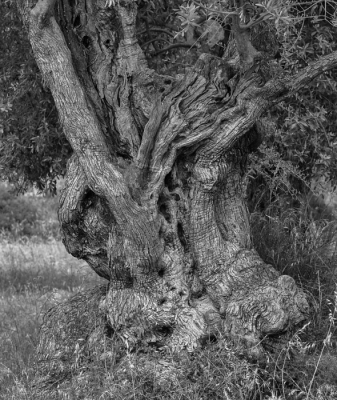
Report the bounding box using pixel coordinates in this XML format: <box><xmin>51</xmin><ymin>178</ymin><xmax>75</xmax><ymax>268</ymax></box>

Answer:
<box><xmin>0</xmin><ymin>183</ymin><xmax>337</xmax><ymax>400</ymax></box>
<box><xmin>0</xmin><ymin>183</ymin><xmax>103</xmax><ymax>399</ymax></box>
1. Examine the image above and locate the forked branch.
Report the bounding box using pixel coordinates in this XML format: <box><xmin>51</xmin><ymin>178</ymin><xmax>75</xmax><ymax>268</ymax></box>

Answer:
<box><xmin>28</xmin><ymin>0</ymin><xmax>163</xmax><ymax>265</ymax></box>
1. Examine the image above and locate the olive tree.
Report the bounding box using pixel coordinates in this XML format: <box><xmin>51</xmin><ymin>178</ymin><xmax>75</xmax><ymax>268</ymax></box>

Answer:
<box><xmin>16</xmin><ymin>0</ymin><xmax>337</xmax><ymax>382</ymax></box>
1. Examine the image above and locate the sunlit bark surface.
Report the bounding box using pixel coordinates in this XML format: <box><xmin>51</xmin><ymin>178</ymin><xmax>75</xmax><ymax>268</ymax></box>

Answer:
<box><xmin>17</xmin><ymin>0</ymin><xmax>337</xmax><ymax>388</ymax></box>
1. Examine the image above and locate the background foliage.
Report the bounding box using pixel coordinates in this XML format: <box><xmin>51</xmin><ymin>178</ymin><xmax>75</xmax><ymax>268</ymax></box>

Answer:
<box><xmin>0</xmin><ymin>182</ymin><xmax>60</xmax><ymax>240</ymax></box>
<box><xmin>250</xmin><ymin>0</ymin><xmax>337</xmax><ymax>207</ymax></box>
<box><xmin>0</xmin><ymin>1</ymin><xmax>71</xmax><ymax>193</ymax></box>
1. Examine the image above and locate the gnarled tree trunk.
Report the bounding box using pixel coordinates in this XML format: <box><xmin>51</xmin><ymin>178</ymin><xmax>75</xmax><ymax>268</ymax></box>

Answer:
<box><xmin>17</xmin><ymin>0</ymin><xmax>337</xmax><ymax>390</ymax></box>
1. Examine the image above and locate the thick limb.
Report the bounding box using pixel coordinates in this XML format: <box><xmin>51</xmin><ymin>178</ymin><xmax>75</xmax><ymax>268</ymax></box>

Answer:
<box><xmin>189</xmin><ymin>149</ymin><xmax>308</xmax><ymax>345</ymax></box>
<box><xmin>27</xmin><ymin>0</ymin><xmax>163</xmax><ymax>278</ymax></box>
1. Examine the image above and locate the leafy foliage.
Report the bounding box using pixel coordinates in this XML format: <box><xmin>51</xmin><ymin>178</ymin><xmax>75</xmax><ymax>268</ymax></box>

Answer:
<box><xmin>0</xmin><ymin>1</ymin><xmax>71</xmax><ymax>193</ymax></box>
<box><xmin>269</xmin><ymin>1</ymin><xmax>337</xmax><ymax>186</ymax></box>
<box><xmin>241</xmin><ymin>0</ymin><xmax>337</xmax><ymax>208</ymax></box>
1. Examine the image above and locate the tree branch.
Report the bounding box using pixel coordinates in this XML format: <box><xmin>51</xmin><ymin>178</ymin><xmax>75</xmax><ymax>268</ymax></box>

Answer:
<box><xmin>114</xmin><ymin>0</ymin><xmax>147</xmax><ymax>73</ymax></box>
<box><xmin>194</xmin><ymin>1</ymin><xmax>238</xmax><ymax>18</ymax></box>
<box><xmin>31</xmin><ymin>0</ymin><xmax>57</xmax><ymax>28</ymax></box>
<box><xmin>142</xmin><ymin>37</ymin><xmax>171</xmax><ymax>49</ymax></box>
<box><xmin>239</xmin><ymin>12</ymin><xmax>272</xmax><ymax>30</ymax></box>
<box><xmin>289</xmin><ymin>49</ymin><xmax>337</xmax><ymax>94</ymax></box>
<box><xmin>231</xmin><ymin>14</ymin><xmax>261</xmax><ymax>71</ymax></box>
<box><xmin>202</xmin><ymin>49</ymin><xmax>337</xmax><ymax>159</ymax></box>
<box><xmin>28</xmin><ymin>0</ymin><xmax>163</xmax><ymax>267</ymax></box>
<box><xmin>151</xmin><ymin>43</ymin><xmax>196</xmax><ymax>56</ymax></box>
<box><xmin>137</xmin><ymin>28</ymin><xmax>176</xmax><ymax>37</ymax></box>
<box><xmin>257</xmin><ymin>49</ymin><xmax>337</xmax><ymax>101</ymax></box>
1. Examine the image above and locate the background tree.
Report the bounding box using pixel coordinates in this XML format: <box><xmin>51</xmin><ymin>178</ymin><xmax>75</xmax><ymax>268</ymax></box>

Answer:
<box><xmin>10</xmin><ymin>0</ymin><xmax>337</xmax><ymax>390</ymax></box>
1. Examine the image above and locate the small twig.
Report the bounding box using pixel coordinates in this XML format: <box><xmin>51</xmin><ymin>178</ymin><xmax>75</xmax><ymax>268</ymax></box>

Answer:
<box><xmin>194</xmin><ymin>1</ymin><xmax>238</xmax><ymax>17</ymax></box>
<box><xmin>144</xmin><ymin>18</ymin><xmax>159</xmax><ymax>53</ymax></box>
<box><xmin>239</xmin><ymin>12</ymin><xmax>272</xmax><ymax>30</ymax></box>
<box><xmin>151</xmin><ymin>43</ymin><xmax>197</xmax><ymax>56</ymax></box>
<box><xmin>137</xmin><ymin>28</ymin><xmax>175</xmax><ymax>37</ymax></box>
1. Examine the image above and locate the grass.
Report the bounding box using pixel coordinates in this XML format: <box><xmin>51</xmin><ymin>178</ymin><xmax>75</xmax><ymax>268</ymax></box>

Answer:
<box><xmin>0</xmin><ymin>239</ymin><xmax>103</xmax><ymax>400</ymax></box>
<box><xmin>0</xmin><ymin>190</ymin><xmax>337</xmax><ymax>399</ymax></box>
<box><xmin>0</xmin><ymin>182</ymin><xmax>61</xmax><ymax>241</ymax></box>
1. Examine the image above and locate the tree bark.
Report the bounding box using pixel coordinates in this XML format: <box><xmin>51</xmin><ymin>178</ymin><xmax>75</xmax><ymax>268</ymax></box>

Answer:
<box><xmin>17</xmin><ymin>0</ymin><xmax>337</xmax><ymax>387</ymax></box>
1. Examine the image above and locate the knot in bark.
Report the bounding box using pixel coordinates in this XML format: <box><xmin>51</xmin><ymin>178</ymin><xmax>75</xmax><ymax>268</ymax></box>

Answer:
<box><xmin>226</xmin><ymin>274</ymin><xmax>309</xmax><ymax>339</ymax></box>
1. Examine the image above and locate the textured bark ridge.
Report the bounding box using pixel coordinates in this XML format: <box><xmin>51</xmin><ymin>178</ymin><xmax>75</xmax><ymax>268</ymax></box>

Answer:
<box><xmin>19</xmin><ymin>0</ymin><xmax>337</xmax><ymax>386</ymax></box>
